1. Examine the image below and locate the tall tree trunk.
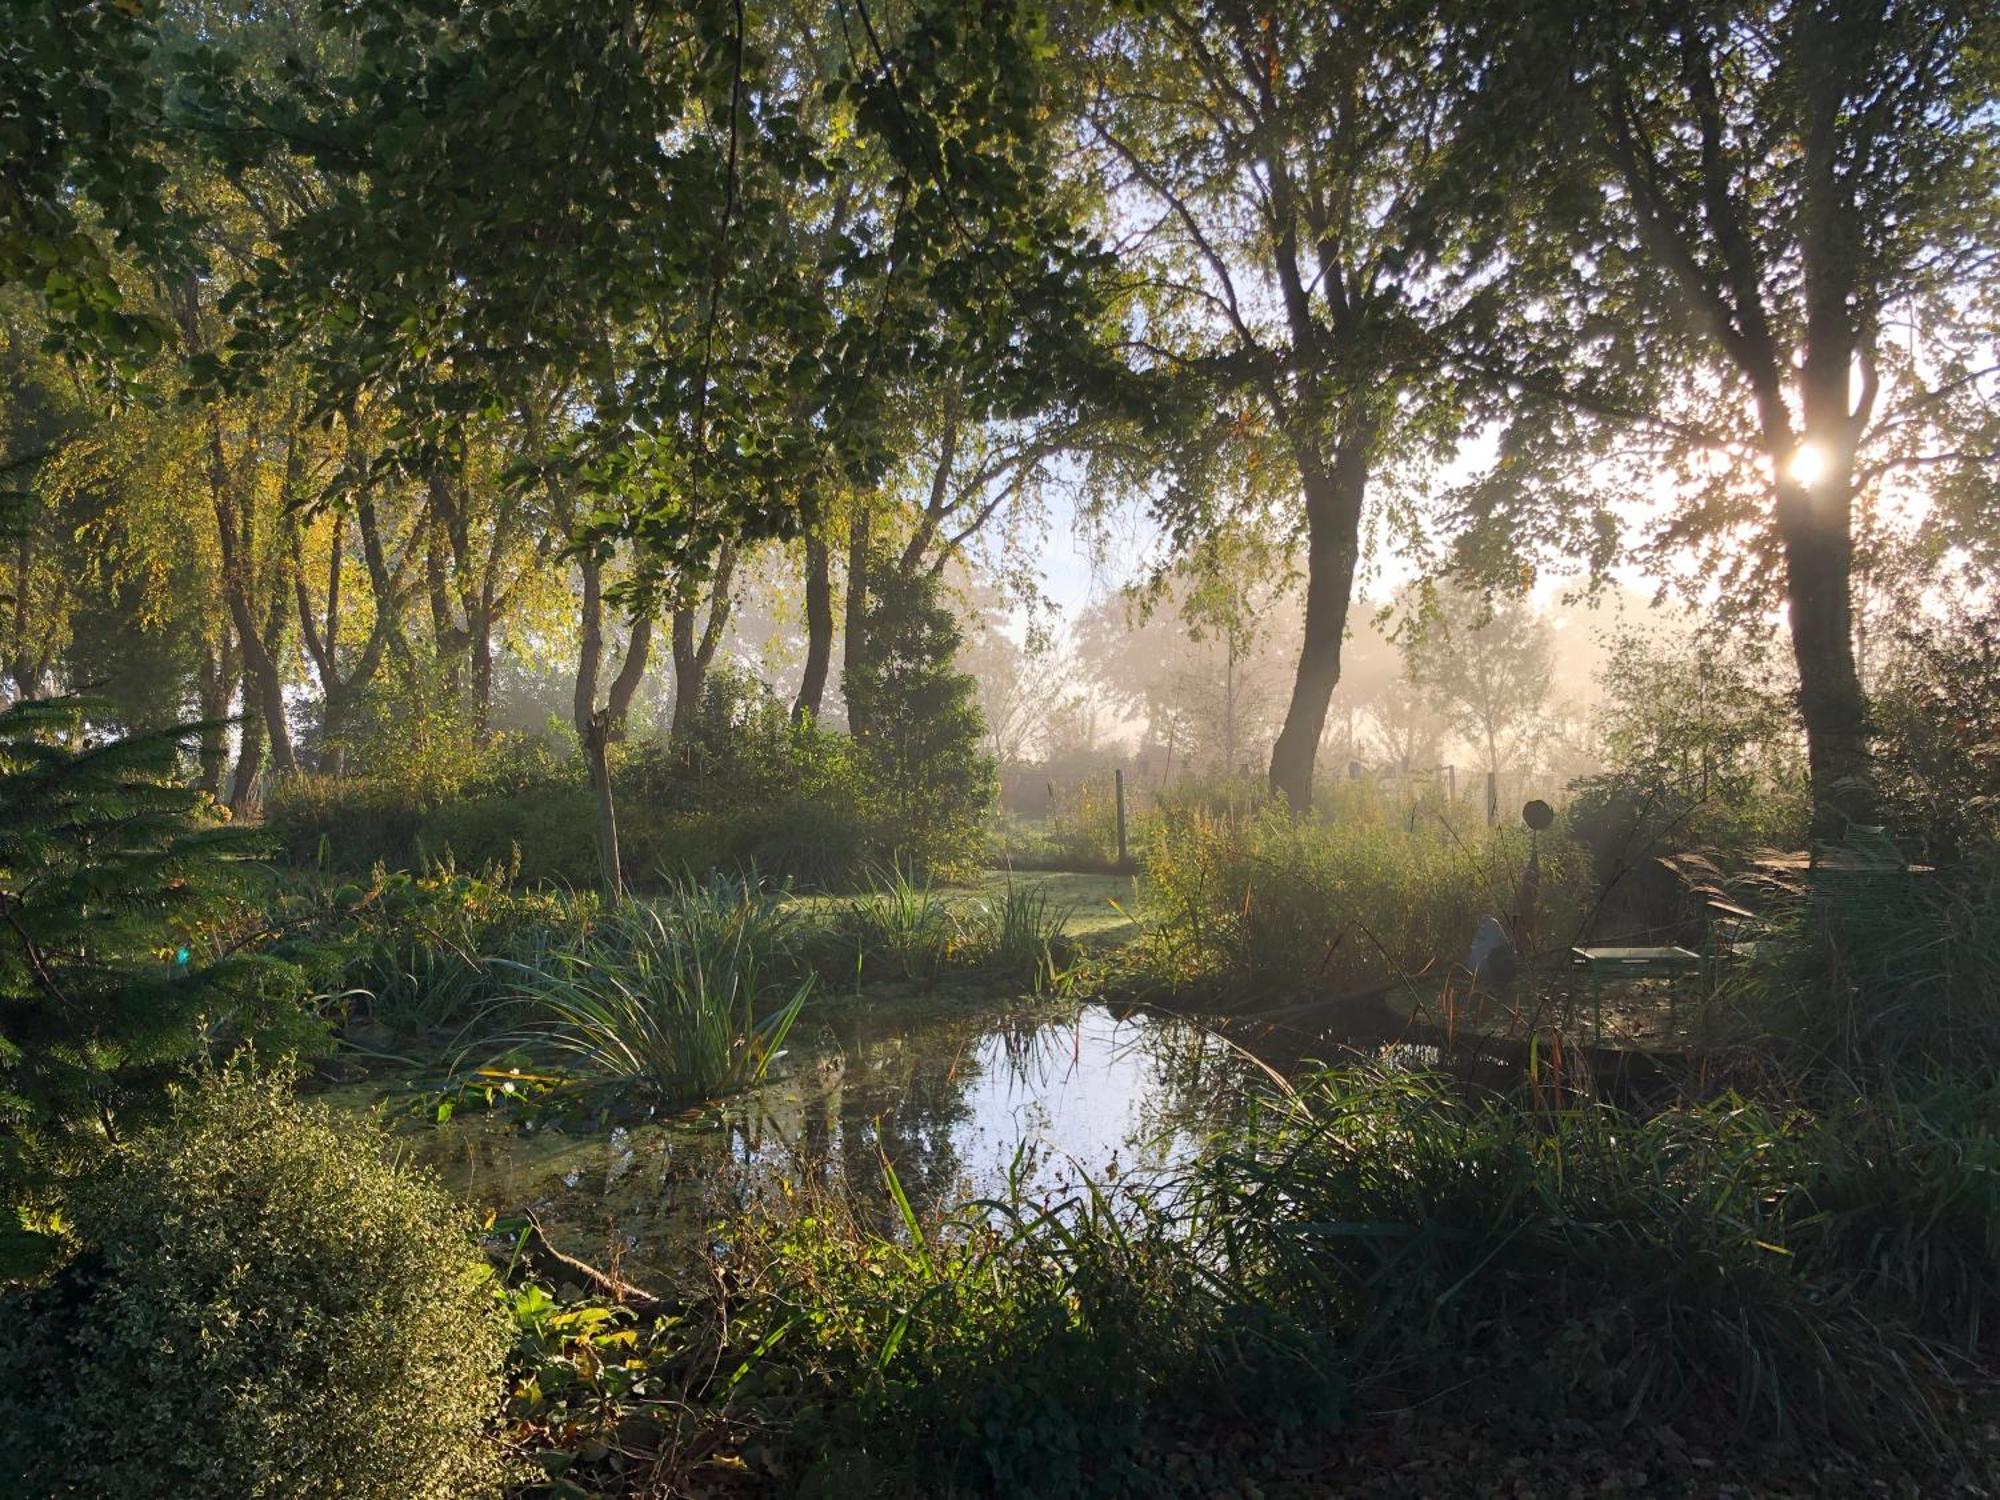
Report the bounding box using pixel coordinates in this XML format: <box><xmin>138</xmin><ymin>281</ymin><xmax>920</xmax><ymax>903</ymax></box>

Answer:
<box><xmin>669</xmin><ymin>544</ymin><xmax>738</xmax><ymax>738</ymax></box>
<box><xmin>228</xmin><ymin>695</ymin><xmax>265</xmax><ymax>817</ymax></box>
<box><xmin>793</xmin><ymin>532</ymin><xmax>834</xmax><ymax>723</ymax></box>
<box><xmin>1775</xmin><ymin>465</ymin><xmax>1871</xmax><ymax>842</ymax></box>
<box><xmin>469</xmin><ymin>603</ymin><xmax>495</xmax><ymax>733</ymax></box>
<box><xmin>195</xmin><ymin>639</ymin><xmax>230</xmax><ymax>797</ymax></box>
<box><xmin>842</xmin><ymin>510</ymin><xmax>872</xmax><ymax>734</ymax></box>
<box><xmin>1269</xmin><ymin>437</ymin><xmax>1370</xmax><ymax>812</ymax></box>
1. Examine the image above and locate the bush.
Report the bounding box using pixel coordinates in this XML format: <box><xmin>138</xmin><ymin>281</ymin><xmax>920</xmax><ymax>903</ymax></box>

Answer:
<box><xmin>0</xmin><ymin>1070</ymin><xmax>508</xmax><ymax>1499</ymax></box>
<box><xmin>269</xmin><ymin>676</ymin><xmax>940</xmax><ymax>892</ymax></box>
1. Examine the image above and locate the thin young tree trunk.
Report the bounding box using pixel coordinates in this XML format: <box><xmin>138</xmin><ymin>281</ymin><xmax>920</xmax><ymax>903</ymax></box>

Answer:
<box><xmin>793</xmin><ymin>532</ymin><xmax>834</xmax><ymax>722</ymax></box>
<box><xmin>842</xmin><ymin>510</ymin><xmax>871</xmax><ymax>734</ymax></box>
<box><xmin>573</xmin><ymin>547</ymin><xmax>655</xmax><ymax>902</ymax></box>
<box><xmin>195</xmin><ymin>640</ymin><xmax>229</xmax><ymax>797</ymax></box>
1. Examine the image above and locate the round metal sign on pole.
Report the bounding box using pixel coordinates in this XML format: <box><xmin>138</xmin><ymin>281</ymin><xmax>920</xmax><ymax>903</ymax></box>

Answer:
<box><xmin>1522</xmin><ymin>799</ymin><xmax>1555</xmax><ymax>831</ymax></box>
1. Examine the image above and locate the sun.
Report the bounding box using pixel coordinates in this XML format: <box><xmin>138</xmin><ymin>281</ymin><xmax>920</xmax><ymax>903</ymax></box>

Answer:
<box><xmin>1786</xmin><ymin>443</ymin><xmax>1827</xmax><ymax>487</ymax></box>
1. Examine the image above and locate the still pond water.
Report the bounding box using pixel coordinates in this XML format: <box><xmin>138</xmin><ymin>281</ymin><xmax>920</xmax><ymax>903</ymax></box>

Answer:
<box><xmin>358</xmin><ymin>999</ymin><xmax>1262</xmax><ymax>1288</ymax></box>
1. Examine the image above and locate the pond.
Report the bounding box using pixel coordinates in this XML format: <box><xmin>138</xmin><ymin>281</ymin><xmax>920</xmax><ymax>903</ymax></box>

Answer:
<box><xmin>352</xmin><ymin>998</ymin><xmax>1262</xmax><ymax>1290</ymax></box>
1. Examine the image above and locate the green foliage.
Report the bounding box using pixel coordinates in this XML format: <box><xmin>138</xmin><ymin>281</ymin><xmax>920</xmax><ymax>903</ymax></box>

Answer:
<box><xmin>1143</xmin><ymin>792</ymin><xmax>1588</xmax><ymax>996</ymax></box>
<box><xmin>0</xmin><ymin>697</ymin><xmax>317</xmax><ymax>1165</ymax></box>
<box><xmin>619</xmin><ymin>671</ymin><xmax>884</xmax><ymax>888</ymax></box>
<box><xmin>334</xmin><ymin>656</ymin><xmax>499</xmax><ymax>802</ymax></box>
<box><xmin>1</xmin><ymin>0</ymin><xmax>183</xmax><ymax>374</ymax></box>
<box><xmin>731</xmin><ymin>1160</ymin><xmax>1338</xmax><ymax>1498</ymax></box>
<box><xmin>491</xmin><ymin>876</ymin><xmax>809</xmax><ymax>1107</ymax></box>
<box><xmin>0</xmin><ymin>1070</ymin><xmax>507</xmax><ymax>1498</ymax></box>
<box><xmin>1186</xmin><ymin>1070</ymin><xmax>1955</xmax><ymax>1443</ymax></box>
<box><xmin>1873</xmin><ymin>605</ymin><xmax>2000</xmax><ymax>863</ymax></box>
<box><xmin>848</xmin><ymin>561</ymin><xmax>997</xmax><ymax>878</ymax></box>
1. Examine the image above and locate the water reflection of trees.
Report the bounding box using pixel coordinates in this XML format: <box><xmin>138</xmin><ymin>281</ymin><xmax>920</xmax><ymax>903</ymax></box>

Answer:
<box><xmin>813</xmin><ymin>1003</ymin><xmax>989</xmax><ymax>1230</ymax></box>
<box><xmin>488</xmin><ymin>1001</ymin><xmax>1273</xmax><ymax>1275</ymax></box>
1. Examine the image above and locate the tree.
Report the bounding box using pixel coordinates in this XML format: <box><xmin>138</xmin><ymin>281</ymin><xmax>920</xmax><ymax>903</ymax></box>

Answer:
<box><xmin>1455</xmin><ymin>0</ymin><xmax>2000</xmax><ymax>839</ymax></box>
<box><xmin>1167</xmin><ymin>527</ymin><xmax>1294</xmax><ymax>775</ymax></box>
<box><xmin>1082</xmin><ymin>0</ymin><xmax>1499</xmax><ymax>810</ymax></box>
<box><xmin>1403</xmin><ymin>587</ymin><xmax>1556</xmax><ymax>776</ymax></box>
<box><xmin>0</xmin><ymin>698</ymin><xmax>276</xmax><ymax>1165</ymax></box>
<box><xmin>1596</xmin><ymin>625</ymin><xmax>1802</xmax><ymax>808</ymax></box>
<box><xmin>844</xmin><ymin>558</ymin><xmax>996</xmax><ymax>873</ymax></box>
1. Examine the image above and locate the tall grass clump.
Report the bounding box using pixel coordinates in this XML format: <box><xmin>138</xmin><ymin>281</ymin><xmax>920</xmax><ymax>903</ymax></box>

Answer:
<box><xmin>1709</xmin><ymin>848</ymin><xmax>2000</xmax><ymax>1083</ymax></box>
<box><xmin>1184</xmin><ymin>1069</ymin><xmax>1948</xmax><ymax>1443</ymax></box>
<box><xmin>837</xmin><ymin>866</ymin><xmax>972</xmax><ymax>982</ymax></box>
<box><xmin>1788</xmin><ymin>1084</ymin><xmax>2000</xmax><ymax>1356</ymax></box>
<box><xmin>709</xmin><ymin>1070</ymin><xmax>1991</xmax><ymax>1489</ymax></box>
<box><xmin>491</xmin><ymin>874</ymin><xmax>807</xmax><ymax>1106</ymax></box>
<box><xmin>727</xmin><ymin>1157</ymin><xmax>1338</xmax><ymax>1497</ymax></box>
<box><xmin>977</xmin><ymin>878</ymin><xmax>1077</xmax><ymax>990</ymax></box>
<box><xmin>1145</xmin><ymin>797</ymin><xmax>1588</xmax><ymax>996</ymax></box>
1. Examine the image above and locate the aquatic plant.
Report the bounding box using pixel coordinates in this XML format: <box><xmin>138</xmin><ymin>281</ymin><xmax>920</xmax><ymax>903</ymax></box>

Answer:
<box><xmin>492</xmin><ymin>874</ymin><xmax>808</xmax><ymax>1106</ymax></box>
<box><xmin>839</xmin><ymin>865</ymin><xmax>972</xmax><ymax>982</ymax></box>
<box><xmin>977</xmin><ymin>877</ymin><xmax>1077</xmax><ymax>991</ymax></box>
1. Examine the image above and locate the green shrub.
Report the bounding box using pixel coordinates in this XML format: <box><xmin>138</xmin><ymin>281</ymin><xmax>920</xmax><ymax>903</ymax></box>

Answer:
<box><xmin>1791</xmin><ymin>1085</ymin><xmax>2000</xmax><ymax>1356</ymax></box>
<box><xmin>0</xmin><ymin>1070</ymin><xmax>508</xmax><ymax>1499</ymax></box>
<box><xmin>1873</xmin><ymin>604</ymin><xmax>2000</xmax><ymax>863</ymax></box>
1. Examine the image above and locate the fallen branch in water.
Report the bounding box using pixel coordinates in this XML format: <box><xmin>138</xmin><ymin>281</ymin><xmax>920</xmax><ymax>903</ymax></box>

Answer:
<box><xmin>519</xmin><ymin>1211</ymin><xmax>671</xmax><ymax>1319</ymax></box>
